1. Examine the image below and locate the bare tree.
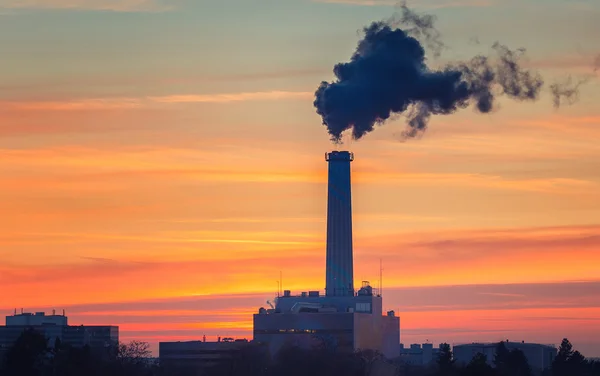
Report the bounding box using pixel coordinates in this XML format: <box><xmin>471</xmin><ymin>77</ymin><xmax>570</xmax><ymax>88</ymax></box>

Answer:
<box><xmin>117</xmin><ymin>340</ymin><xmax>151</xmax><ymax>363</ymax></box>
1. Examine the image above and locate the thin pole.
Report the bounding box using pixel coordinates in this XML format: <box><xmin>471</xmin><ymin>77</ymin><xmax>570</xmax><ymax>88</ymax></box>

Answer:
<box><xmin>380</xmin><ymin>258</ymin><xmax>383</xmax><ymax>297</ymax></box>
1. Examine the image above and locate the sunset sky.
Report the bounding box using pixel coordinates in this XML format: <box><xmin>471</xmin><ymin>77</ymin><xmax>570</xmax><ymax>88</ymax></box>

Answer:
<box><xmin>1</xmin><ymin>0</ymin><xmax>600</xmax><ymax>357</ymax></box>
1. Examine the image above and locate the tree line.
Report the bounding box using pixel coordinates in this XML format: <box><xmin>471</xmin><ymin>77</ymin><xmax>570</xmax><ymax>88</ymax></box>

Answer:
<box><xmin>400</xmin><ymin>340</ymin><xmax>600</xmax><ymax>376</ymax></box>
<box><xmin>0</xmin><ymin>329</ymin><xmax>157</xmax><ymax>376</ymax></box>
<box><xmin>1</xmin><ymin>329</ymin><xmax>599</xmax><ymax>376</ymax></box>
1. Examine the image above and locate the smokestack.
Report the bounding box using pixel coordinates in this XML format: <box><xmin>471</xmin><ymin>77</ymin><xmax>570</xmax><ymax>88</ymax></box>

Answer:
<box><xmin>325</xmin><ymin>151</ymin><xmax>354</xmax><ymax>297</ymax></box>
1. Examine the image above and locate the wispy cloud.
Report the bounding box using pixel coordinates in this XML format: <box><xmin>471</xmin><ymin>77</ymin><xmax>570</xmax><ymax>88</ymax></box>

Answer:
<box><xmin>527</xmin><ymin>54</ymin><xmax>600</xmax><ymax>73</ymax></box>
<box><xmin>1</xmin><ymin>91</ymin><xmax>313</xmax><ymax>111</ymax></box>
<box><xmin>4</xmin><ymin>98</ymin><xmax>143</xmax><ymax>111</ymax></box>
<box><xmin>149</xmin><ymin>91</ymin><xmax>313</xmax><ymax>104</ymax></box>
<box><xmin>0</xmin><ymin>0</ymin><xmax>174</xmax><ymax>12</ymax></box>
<box><xmin>356</xmin><ymin>171</ymin><xmax>598</xmax><ymax>194</ymax></box>
<box><xmin>312</xmin><ymin>0</ymin><xmax>493</xmax><ymax>9</ymax></box>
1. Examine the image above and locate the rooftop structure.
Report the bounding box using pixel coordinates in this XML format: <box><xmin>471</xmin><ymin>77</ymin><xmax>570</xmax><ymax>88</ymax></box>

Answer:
<box><xmin>6</xmin><ymin>310</ymin><xmax>68</xmax><ymax>326</ymax></box>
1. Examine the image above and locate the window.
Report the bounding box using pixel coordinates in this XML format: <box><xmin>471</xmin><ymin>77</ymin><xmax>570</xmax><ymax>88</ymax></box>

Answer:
<box><xmin>356</xmin><ymin>303</ymin><xmax>371</xmax><ymax>312</ymax></box>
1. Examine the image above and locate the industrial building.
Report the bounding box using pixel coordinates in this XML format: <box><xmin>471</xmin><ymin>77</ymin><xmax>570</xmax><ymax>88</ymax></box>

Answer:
<box><xmin>398</xmin><ymin>343</ymin><xmax>441</xmax><ymax>365</ymax></box>
<box><xmin>453</xmin><ymin>341</ymin><xmax>557</xmax><ymax>371</ymax></box>
<box><xmin>159</xmin><ymin>338</ymin><xmax>266</xmax><ymax>376</ymax></box>
<box><xmin>253</xmin><ymin>151</ymin><xmax>400</xmax><ymax>358</ymax></box>
<box><xmin>0</xmin><ymin>311</ymin><xmax>119</xmax><ymax>357</ymax></box>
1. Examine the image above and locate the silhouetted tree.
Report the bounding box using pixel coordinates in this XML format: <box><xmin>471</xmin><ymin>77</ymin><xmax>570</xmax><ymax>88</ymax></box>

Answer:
<box><xmin>588</xmin><ymin>360</ymin><xmax>600</xmax><ymax>376</ymax></box>
<box><xmin>553</xmin><ymin>339</ymin><xmax>570</xmax><ymax>376</ymax></box>
<box><xmin>569</xmin><ymin>351</ymin><xmax>589</xmax><ymax>376</ymax></box>
<box><xmin>552</xmin><ymin>338</ymin><xmax>592</xmax><ymax>376</ymax></box>
<box><xmin>494</xmin><ymin>342</ymin><xmax>532</xmax><ymax>376</ymax></box>
<box><xmin>396</xmin><ymin>361</ymin><xmax>430</xmax><ymax>376</ymax></box>
<box><xmin>110</xmin><ymin>340</ymin><xmax>153</xmax><ymax>376</ymax></box>
<box><xmin>357</xmin><ymin>348</ymin><xmax>388</xmax><ymax>376</ymax></box>
<box><xmin>461</xmin><ymin>353</ymin><xmax>494</xmax><ymax>376</ymax></box>
<box><xmin>508</xmin><ymin>348</ymin><xmax>533</xmax><ymax>376</ymax></box>
<box><xmin>52</xmin><ymin>343</ymin><xmax>101</xmax><ymax>376</ymax></box>
<box><xmin>493</xmin><ymin>341</ymin><xmax>510</xmax><ymax>373</ymax></box>
<box><xmin>437</xmin><ymin>343</ymin><xmax>456</xmax><ymax>376</ymax></box>
<box><xmin>117</xmin><ymin>340</ymin><xmax>151</xmax><ymax>363</ymax></box>
<box><xmin>553</xmin><ymin>338</ymin><xmax>575</xmax><ymax>376</ymax></box>
<box><xmin>3</xmin><ymin>329</ymin><xmax>50</xmax><ymax>376</ymax></box>
<box><xmin>206</xmin><ymin>342</ymin><xmax>270</xmax><ymax>376</ymax></box>
<box><xmin>234</xmin><ymin>343</ymin><xmax>270</xmax><ymax>376</ymax></box>
<box><xmin>269</xmin><ymin>345</ymin><xmax>364</xmax><ymax>376</ymax></box>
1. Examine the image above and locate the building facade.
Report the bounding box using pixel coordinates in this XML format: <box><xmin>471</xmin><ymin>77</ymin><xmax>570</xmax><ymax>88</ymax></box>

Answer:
<box><xmin>254</xmin><ymin>292</ymin><xmax>401</xmax><ymax>357</ymax></box>
<box><xmin>159</xmin><ymin>339</ymin><xmax>265</xmax><ymax>376</ymax></box>
<box><xmin>6</xmin><ymin>311</ymin><xmax>68</xmax><ymax>326</ymax></box>
<box><xmin>453</xmin><ymin>341</ymin><xmax>557</xmax><ymax>371</ymax></box>
<box><xmin>0</xmin><ymin>311</ymin><xmax>118</xmax><ymax>356</ymax></box>
<box><xmin>398</xmin><ymin>343</ymin><xmax>440</xmax><ymax>365</ymax></box>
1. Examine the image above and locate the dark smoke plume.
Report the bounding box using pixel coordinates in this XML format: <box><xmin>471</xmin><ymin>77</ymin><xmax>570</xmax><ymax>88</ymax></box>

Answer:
<box><xmin>314</xmin><ymin>5</ymin><xmax>572</xmax><ymax>143</ymax></box>
<box><xmin>549</xmin><ymin>76</ymin><xmax>587</xmax><ymax>108</ymax></box>
<box><xmin>549</xmin><ymin>53</ymin><xmax>600</xmax><ymax>108</ymax></box>
<box><xmin>390</xmin><ymin>2</ymin><xmax>445</xmax><ymax>58</ymax></box>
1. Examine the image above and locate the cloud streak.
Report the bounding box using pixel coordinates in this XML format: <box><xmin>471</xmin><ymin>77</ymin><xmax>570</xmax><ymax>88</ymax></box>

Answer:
<box><xmin>1</xmin><ymin>91</ymin><xmax>313</xmax><ymax>111</ymax></box>
<box><xmin>149</xmin><ymin>91</ymin><xmax>313</xmax><ymax>104</ymax></box>
<box><xmin>4</xmin><ymin>98</ymin><xmax>143</xmax><ymax>111</ymax></box>
<box><xmin>312</xmin><ymin>0</ymin><xmax>494</xmax><ymax>9</ymax></box>
<box><xmin>0</xmin><ymin>0</ymin><xmax>174</xmax><ymax>12</ymax></box>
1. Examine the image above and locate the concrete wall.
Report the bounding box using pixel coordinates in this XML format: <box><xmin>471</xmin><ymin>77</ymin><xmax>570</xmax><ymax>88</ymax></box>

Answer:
<box><xmin>274</xmin><ymin>294</ymin><xmax>378</xmax><ymax>314</ymax></box>
<box><xmin>381</xmin><ymin>316</ymin><xmax>400</xmax><ymax>359</ymax></box>
<box><xmin>254</xmin><ymin>312</ymin><xmax>355</xmax><ymax>356</ymax></box>
<box><xmin>353</xmin><ymin>296</ymin><xmax>383</xmax><ymax>353</ymax></box>
<box><xmin>354</xmin><ymin>312</ymin><xmax>382</xmax><ymax>353</ymax></box>
<box><xmin>62</xmin><ymin>326</ymin><xmax>119</xmax><ymax>348</ymax></box>
<box><xmin>160</xmin><ymin>341</ymin><xmax>262</xmax><ymax>376</ymax></box>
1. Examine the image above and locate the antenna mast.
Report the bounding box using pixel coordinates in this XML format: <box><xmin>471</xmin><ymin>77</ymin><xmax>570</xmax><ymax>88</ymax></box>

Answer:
<box><xmin>379</xmin><ymin>258</ymin><xmax>383</xmax><ymax>297</ymax></box>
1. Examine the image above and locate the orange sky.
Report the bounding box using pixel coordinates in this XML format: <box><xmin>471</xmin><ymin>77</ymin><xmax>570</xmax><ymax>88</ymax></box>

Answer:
<box><xmin>1</xmin><ymin>0</ymin><xmax>600</xmax><ymax>358</ymax></box>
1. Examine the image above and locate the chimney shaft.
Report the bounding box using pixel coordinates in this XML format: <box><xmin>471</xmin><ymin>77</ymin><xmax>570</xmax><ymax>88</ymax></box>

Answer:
<box><xmin>325</xmin><ymin>151</ymin><xmax>354</xmax><ymax>297</ymax></box>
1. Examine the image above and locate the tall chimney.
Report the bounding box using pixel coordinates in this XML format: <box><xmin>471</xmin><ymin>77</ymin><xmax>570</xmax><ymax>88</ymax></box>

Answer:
<box><xmin>325</xmin><ymin>151</ymin><xmax>354</xmax><ymax>297</ymax></box>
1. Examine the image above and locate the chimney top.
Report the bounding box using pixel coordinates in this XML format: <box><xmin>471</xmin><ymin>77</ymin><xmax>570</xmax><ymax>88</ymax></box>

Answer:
<box><xmin>325</xmin><ymin>151</ymin><xmax>354</xmax><ymax>162</ymax></box>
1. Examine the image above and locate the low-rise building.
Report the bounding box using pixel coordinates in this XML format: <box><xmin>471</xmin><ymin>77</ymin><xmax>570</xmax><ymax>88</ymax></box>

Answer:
<box><xmin>6</xmin><ymin>311</ymin><xmax>67</xmax><ymax>327</ymax></box>
<box><xmin>398</xmin><ymin>343</ymin><xmax>441</xmax><ymax>365</ymax></box>
<box><xmin>0</xmin><ymin>311</ymin><xmax>118</xmax><ymax>357</ymax></box>
<box><xmin>453</xmin><ymin>341</ymin><xmax>557</xmax><ymax>371</ymax></box>
<box><xmin>159</xmin><ymin>338</ymin><xmax>265</xmax><ymax>376</ymax></box>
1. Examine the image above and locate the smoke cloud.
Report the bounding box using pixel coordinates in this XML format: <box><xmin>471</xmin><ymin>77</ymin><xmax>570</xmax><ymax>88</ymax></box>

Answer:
<box><xmin>313</xmin><ymin>4</ymin><xmax>580</xmax><ymax>143</ymax></box>
<box><xmin>389</xmin><ymin>3</ymin><xmax>445</xmax><ymax>58</ymax></box>
<box><xmin>549</xmin><ymin>77</ymin><xmax>586</xmax><ymax>108</ymax></box>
